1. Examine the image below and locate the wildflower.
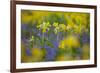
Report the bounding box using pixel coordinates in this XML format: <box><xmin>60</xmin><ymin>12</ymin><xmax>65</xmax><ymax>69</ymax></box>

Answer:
<box><xmin>59</xmin><ymin>24</ymin><xmax>67</xmax><ymax>32</ymax></box>
<box><xmin>32</xmin><ymin>48</ymin><xmax>45</xmax><ymax>61</ymax></box>
<box><xmin>81</xmin><ymin>32</ymin><xmax>90</xmax><ymax>44</ymax></box>
<box><xmin>21</xmin><ymin>11</ymin><xmax>33</xmax><ymax>24</ymax></box>
<box><xmin>53</xmin><ymin>22</ymin><xmax>60</xmax><ymax>34</ymax></box>
<box><xmin>66</xmin><ymin>24</ymin><xmax>72</xmax><ymax>30</ymax></box>
<box><xmin>45</xmin><ymin>46</ymin><xmax>57</xmax><ymax>61</ymax></box>
<box><xmin>32</xmin><ymin>48</ymin><xmax>43</xmax><ymax>57</ymax></box>
<box><xmin>53</xmin><ymin>22</ymin><xmax>59</xmax><ymax>27</ymax></box>
<box><xmin>37</xmin><ymin>21</ymin><xmax>51</xmax><ymax>33</ymax></box>
<box><xmin>26</xmin><ymin>48</ymin><xmax>31</xmax><ymax>56</ymax></box>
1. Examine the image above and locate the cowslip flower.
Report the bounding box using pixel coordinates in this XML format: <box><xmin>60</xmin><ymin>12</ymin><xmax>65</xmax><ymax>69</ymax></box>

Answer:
<box><xmin>37</xmin><ymin>21</ymin><xmax>51</xmax><ymax>33</ymax></box>
<box><xmin>59</xmin><ymin>24</ymin><xmax>67</xmax><ymax>32</ymax></box>
<box><xmin>53</xmin><ymin>22</ymin><xmax>60</xmax><ymax>34</ymax></box>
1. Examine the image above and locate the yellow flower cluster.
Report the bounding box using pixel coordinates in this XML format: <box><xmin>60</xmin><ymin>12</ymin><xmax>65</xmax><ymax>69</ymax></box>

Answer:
<box><xmin>32</xmin><ymin>48</ymin><xmax>43</xmax><ymax>57</ymax></box>
<box><xmin>37</xmin><ymin>22</ymin><xmax>51</xmax><ymax>33</ymax></box>
<box><xmin>59</xmin><ymin>24</ymin><xmax>67</xmax><ymax>32</ymax></box>
<box><xmin>53</xmin><ymin>22</ymin><xmax>59</xmax><ymax>34</ymax></box>
<box><xmin>53</xmin><ymin>22</ymin><xmax>67</xmax><ymax>34</ymax></box>
<box><xmin>31</xmin><ymin>48</ymin><xmax>45</xmax><ymax>62</ymax></box>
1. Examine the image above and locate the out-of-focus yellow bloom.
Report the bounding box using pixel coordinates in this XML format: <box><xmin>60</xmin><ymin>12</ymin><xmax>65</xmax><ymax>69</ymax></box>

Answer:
<box><xmin>32</xmin><ymin>48</ymin><xmax>43</xmax><ymax>57</ymax></box>
<box><xmin>82</xmin><ymin>44</ymin><xmax>90</xmax><ymax>59</ymax></box>
<box><xmin>31</xmin><ymin>48</ymin><xmax>45</xmax><ymax>61</ymax></box>
<box><xmin>66</xmin><ymin>24</ymin><xmax>72</xmax><ymax>30</ymax></box>
<box><xmin>56</xmin><ymin>55</ymin><xmax>73</xmax><ymax>61</ymax></box>
<box><xmin>59</xmin><ymin>35</ymin><xmax>80</xmax><ymax>49</ymax></box>
<box><xmin>66</xmin><ymin>19</ymin><xmax>75</xmax><ymax>28</ymax></box>
<box><xmin>21</xmin><ymin>11</ymin><xmax>33</xmax><ymax>24</ymax></box>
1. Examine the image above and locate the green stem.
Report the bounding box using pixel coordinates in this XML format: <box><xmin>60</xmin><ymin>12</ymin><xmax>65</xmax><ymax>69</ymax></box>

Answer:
<box><xmin>42</xmin><ymin>33</ymin><xmax>44</xmax><ymax>48</ymax></box>
<box><xmin>57</xmin><ymin>32</ymin><xmax>59</xmax><ymax>42</ymax></box>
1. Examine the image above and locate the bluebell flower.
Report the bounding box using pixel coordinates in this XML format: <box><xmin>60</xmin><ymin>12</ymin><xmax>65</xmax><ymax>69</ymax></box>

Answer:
<box><xmin>26</xmin><ymin>48</ymin><xmax>31</xmax><ymax>56</ymax></box>
<box><xmin>45</xmin><ymin>46</ymin><xmax>57</xmax><ymax>61</ymax></box>
<box><xmin>52</xmin><ymin>40</ymin><xmax>59</xmax><ymax>49</ymax></box>
<box><xmin>21</xmin><ymin>24</ymin><xmax>29</xmax><ymax>31</ymax></box>
<box><xmin>21</xmin><ymin>24</ymin><xmax>34</xmax><ymax>33</ymax></box>
<box><xmin>37</xmin><ymin>33</ymin><xmax>42</xmax><ymax>37</ymax></box>
<box><xmin>81</xmin><ymin>33</ymin><xmax>90</xmax><ymax>44</ymax></box>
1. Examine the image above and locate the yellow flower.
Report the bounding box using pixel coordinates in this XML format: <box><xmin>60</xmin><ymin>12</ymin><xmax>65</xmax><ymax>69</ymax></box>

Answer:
<box><xmin>66</xmin><ymin>24</ymin><xmax>72</xmax><ymax>30</ymax></box>
<box><xmin>59</xmin><ymin>24</ymin><xmax>67</xmax><ymax>31</ymax></box>
<box><xmin>37</xmin><ymin>22</ymin><xmax>51</xmax><ymax>33</ymax></box>
<box><xmin>53</xmin><ymin>22</ymin><xmax>60</xmax><ymax>34</ymax></box>
<box><xmin>59</xmin><ymin>35</ymin><xmax>80</xmax><ymax>49</ymax></box>
<box><xmin>21</xmin><ymin>11</ymin><xmax>33</xmax><ymax>24</ymax></box>
<box><xmin>53</xmin><ymin>22</ymin><xmax>59</xmax><ymax>27</ymax></box>
<box><xmin>73</xmin><ymin>24</ymin><xmax>83</xmax><ymax>34</ymax></box>
<box><xmin>31</xmin><ymin>48</ymin><xmax>45</xmax><ymax>62</ymax></box>
<box><xmin>54</xmin><ymin>27</ymin><xmax>60</xmax><ymax>34</ymax></box>
<box><xmin>32</xmin><ymin>48</ymin><xmax>43</xmax><ymax>57</ymax></box>
<box><xmin>42</xmin><ymin>27</ymin><xmax>47</xmax><ymax>33</ymax></box>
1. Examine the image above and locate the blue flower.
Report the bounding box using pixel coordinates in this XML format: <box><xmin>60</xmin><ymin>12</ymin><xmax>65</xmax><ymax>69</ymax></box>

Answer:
<box><xmin>45</xmin><ymin>46</ymin><xmax>57</xmax><ymax>61</ymax></box>
<box><xmin>21</xmin><ymin>24</ymin><xmax>34</xmax><ymax>33</ymax></box>
<box><xmin>37</xmin><ymin>33</ymin><xmax>42</xmax><ymax>37</ymax></box>
<box><xmin>81</xmin><ymin>33</ymin><xmax>90</xmax><ymax>44</ymax></box>
<box><xmin>26</xmin><ymin>48</ymin><xmax>31</xmax><ymax>56</ymax></box>
<box><xmin>52</xmin><ymin>40</ymin><xmax>59</xmax><ymax>49</ymax></box>
<box><xmin>21</xmin><ymin>24</ymin><xmax>28</xmax><ymax>30</ymax></box>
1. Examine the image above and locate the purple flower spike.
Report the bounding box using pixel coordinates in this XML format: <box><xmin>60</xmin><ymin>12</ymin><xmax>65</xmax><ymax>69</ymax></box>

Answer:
<box><xmin>52</xmin><ymin>41</ymin><xmax>59</xmax><ymax>49</ymax></box>
<box><xmin>26</xmin><ymin>48</ymin><xmax>31</xmax><ymax>56</ymax></box>
<box><xmin>45</xmin><ymin>46</ymin><xmax>57</xmax><ymax>61</ymax></box>
<box><xmin>82</xmin><ymin>33</ymin><xmax>90</xmax><ymax>43</ymax></box>
<box><xmin>21</xmin><ymin>24</ymin><xmax>28</xmax><ymax>30</ymax></box>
